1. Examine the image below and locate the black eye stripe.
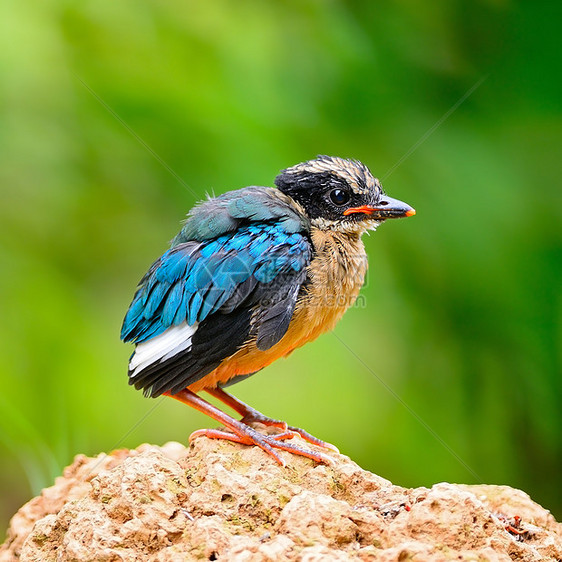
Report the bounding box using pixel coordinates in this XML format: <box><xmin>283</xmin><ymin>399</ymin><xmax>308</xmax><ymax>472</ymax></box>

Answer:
<box><xmin>329</xmin><ymin>188</ymin><xmax>350</xmax><ymax>206</ymax></box>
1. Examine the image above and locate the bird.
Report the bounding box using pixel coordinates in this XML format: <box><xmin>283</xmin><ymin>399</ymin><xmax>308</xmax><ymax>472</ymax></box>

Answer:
<box><xmin>121</xmin><ymin>155</ymin><xmax>415</xmax><ymax>465</ymax></box>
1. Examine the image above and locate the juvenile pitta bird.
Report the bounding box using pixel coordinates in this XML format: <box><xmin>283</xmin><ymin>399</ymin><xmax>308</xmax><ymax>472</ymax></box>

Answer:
<box><xmin>121</xmin><ymin>156</ymin><xmax>415</xmax><ymax>464</ymax></box>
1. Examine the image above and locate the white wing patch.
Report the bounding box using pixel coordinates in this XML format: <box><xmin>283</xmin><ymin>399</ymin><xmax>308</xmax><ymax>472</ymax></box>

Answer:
<box><xmin>129</xmin><ymin>321</ymin><xmax>199</xmax><ymax>377</ymax></box>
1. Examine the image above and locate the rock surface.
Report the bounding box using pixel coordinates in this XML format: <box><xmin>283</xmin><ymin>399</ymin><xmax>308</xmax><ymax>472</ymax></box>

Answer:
<box><xmin>1</xmin><ymin>436</ymin><xmax>561</xmax><ymax>561</ymax></box>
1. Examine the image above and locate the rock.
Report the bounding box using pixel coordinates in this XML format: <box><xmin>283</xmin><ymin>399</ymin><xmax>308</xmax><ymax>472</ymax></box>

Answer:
<box><xmin>1</xmin><ymin>437</ymin><xmax>561</xmax><ymax>561</ymax></box>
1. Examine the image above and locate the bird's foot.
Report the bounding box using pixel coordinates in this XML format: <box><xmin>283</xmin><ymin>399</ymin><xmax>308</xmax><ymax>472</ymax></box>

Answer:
<box><xmin>240</xmin><ymin>411</ymin><xmax>340</xmax><ymax>454</ymax></box>
<box><xmin>189</xmin><ymin>425</ymin><xmax>333</xmax><ymax>466</ymax></box>
<box><xmin>168</xmin><ymin>388</ymin><xmax>337</xmax><ymax>466</ymax></box>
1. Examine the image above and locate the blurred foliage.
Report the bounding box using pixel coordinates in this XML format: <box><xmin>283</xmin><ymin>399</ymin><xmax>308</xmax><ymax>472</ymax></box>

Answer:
<box><xmin>1</xmin><ymin>0</ymin><xmax>561</xmax><ymax>536</ymax></box>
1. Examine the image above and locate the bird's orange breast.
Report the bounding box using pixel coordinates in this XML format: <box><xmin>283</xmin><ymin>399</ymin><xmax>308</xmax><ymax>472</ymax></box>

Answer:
<box><xmin>188</xmin><ymin>229</ymin><xmax>368</xmax><ymax>392</ymax></box>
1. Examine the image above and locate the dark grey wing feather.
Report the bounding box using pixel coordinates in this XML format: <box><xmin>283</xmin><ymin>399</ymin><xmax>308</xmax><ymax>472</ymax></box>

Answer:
<box><xmin>255</xmin><ymin>278</ymin><xmax>303</xmax><ymax>351</ymax></box>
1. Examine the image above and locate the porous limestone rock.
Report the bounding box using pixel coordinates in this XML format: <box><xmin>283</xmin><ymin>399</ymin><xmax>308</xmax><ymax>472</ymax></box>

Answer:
<box><xmin>1</xmin><ymin>437</ymin><xmax>561</xmax><ymax>561</ymax></box>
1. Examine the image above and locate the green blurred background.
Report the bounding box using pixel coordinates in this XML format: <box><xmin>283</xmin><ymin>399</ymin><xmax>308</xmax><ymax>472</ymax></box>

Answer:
<box><xmin>1</xmin><ymin>0</ymin><xmax>561</xmax><ymax>536</ymax></box>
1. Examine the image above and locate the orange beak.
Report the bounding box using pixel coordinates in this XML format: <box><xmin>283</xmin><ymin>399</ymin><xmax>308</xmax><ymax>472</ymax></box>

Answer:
<box><xmin>343</xmin><ymin>196</ymin><xmax>416</xmax><ymax>219</ymax></box>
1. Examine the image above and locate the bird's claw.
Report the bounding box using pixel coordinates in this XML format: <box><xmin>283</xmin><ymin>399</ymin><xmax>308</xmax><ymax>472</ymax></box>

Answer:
<box><xmin>189</xmin><ymin>426</ymin><xmax>333</xmax><ymax>466</ymax></box>
<box><xmin>285</xmin><ymin>425</ymin><xmax>340</xmax><ymax>454</ymax></box>
<box><xmin>240</xmin><ymin>412</ymin><xmax>339</xmax><ymax>454</ymax></box>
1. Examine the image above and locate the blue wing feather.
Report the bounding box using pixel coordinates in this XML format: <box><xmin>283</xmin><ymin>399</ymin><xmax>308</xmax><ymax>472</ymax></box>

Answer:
<box><xmin>121</xmin><ymin>192</ymin><xmax>312</xmax><ymax>349</ymax></box>
<box><xmin>187</xmin><ymin>291</ymin><xmax>204</xmax><ymax>325</ymax></box>
<box><xmin>121</xmin><ymin>223</ymin><xmax>311</xmax><ymax>344</ymax></box>
<box><xmin>161</xmin><ymin>282</ymin><xmax>184</xmax><ymax>326</ymax></box>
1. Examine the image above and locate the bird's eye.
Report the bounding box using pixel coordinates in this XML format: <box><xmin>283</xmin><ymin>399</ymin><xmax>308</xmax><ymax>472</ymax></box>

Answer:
<box><xmin>329</xmin><ymin>188</ymin><xmax>350</xmax><ymax>206</ymax></box>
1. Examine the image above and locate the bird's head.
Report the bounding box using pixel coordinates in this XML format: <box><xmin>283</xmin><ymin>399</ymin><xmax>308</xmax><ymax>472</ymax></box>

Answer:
<box><xmin>274</xmin><ymin>155</ymin><xmax>415</xmax><ymax>233</ymax></box>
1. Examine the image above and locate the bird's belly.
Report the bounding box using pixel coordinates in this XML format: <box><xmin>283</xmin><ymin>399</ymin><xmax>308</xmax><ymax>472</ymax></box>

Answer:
<box><xmin>188</xmin><ymin>230</ymin><xmax>367</xmax><ymax>392</ymax></box>
<box><xmin>189</xmin><ymin>301</ymin><xmax>352</xmax><ymax>391</ymax></box>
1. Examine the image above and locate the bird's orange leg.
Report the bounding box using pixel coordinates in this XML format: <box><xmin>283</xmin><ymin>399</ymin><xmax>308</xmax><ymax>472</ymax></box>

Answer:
<box><xmin>164</xmin><ymin>389</ymin><xmax>333</xmax><ymax>466</ymax></box>
<box><xmin>206</xmin><ymin>386</ymin><xmax>340</xmax><ymax>454</ymax></box>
